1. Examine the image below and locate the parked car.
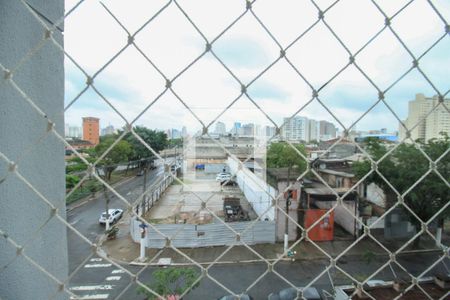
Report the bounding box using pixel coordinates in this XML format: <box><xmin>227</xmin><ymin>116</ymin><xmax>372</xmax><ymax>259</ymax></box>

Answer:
<box><xmin>268</xmin><ymin>287</ymin><xmax>322</xmax><ymax>300</ymax></box>
<box><xmin>216</xmin><ymin>173</ymin><xmax>231</xmax><ymax>182</ymax></box>
<box><xmin>99</xmin><ymin>209</ymin><xmax>123</xmax><ymax>225</ymax></box>
<box><xmin>217</xmin><ymin>294</ymin><xmax>253</xmax><ymax>300</ymax></box>
<box><xmin>195</xmin><ymin>164</ymin><xmax>205</xmax><ymax>170</ymax></box>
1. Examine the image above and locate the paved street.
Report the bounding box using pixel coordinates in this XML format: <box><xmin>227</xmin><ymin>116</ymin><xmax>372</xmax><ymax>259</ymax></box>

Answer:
<box><xmin>66</xmin><ymin>252</ymin><xmax>449</xmax><ymax>299</ymax></box>
<box><xmin>66</xmin><ymin>162</ymin><xmax>166</xmax><ymax>299</ymax></box>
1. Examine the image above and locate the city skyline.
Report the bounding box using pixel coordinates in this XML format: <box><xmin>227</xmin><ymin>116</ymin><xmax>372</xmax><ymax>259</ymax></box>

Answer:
<box><xmin>64</xmin><ymin>0</ymin><xmax>450</xmax><ymax>136</ymax></box>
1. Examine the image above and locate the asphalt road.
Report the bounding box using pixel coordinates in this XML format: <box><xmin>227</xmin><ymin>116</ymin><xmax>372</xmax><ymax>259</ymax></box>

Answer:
<box><xmin>67</xmin><ymin>252</ymin><xmax>449</xmax><ymax>300</ymax></box>
<box><xmin>66</xmin><ymin>163</ymin><xmax>165</xmax><ymax>273</ymax></box>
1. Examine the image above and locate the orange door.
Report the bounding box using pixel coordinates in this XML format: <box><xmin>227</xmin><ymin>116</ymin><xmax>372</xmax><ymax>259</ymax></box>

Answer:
<box><xmin>304</xmin><ymin>209</ymin><xmax>334</xmax><ymax>241</ymax></box>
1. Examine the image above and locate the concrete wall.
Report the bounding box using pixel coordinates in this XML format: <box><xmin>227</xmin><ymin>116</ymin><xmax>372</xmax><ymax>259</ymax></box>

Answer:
<box><xmin>131</xmin><ymin>219</ymin><xmax>276</xmax><ymax>248</ymax></box>
<box><xmin>275</xmin><ymin>181</ymin><xmax>302</xmax><ymax>242</ymax></box>
<box><xmin>0</xmin><ymin>1</ymin><xmax>67</xmax><ymax>299</ymax></box>
<box><xmin>366</xmin><ymin>182</ymin><xmax>386</xmax><ymax>208</ymax></box>
<box><xmin>228</xmin><ymin>157</ymin><xmax>276</xmax><ymax>221</ymax></box>
<box><xmin>384</xmin><ymin>208</ymin><xmax>416</xmax><ymax>239</ymax></box>
<box><xmin>205</xmin><ymin>163</ymin><xmax>229</xmax><ymax>174</ymax></box>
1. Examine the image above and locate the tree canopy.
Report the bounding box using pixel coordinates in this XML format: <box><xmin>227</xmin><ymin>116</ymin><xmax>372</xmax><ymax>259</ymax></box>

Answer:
<box><xmin>267</xmin><ymin>142</ymin><xmax>307</xmax><ymax>172</ymax></box>
<box><xmin>124</xmin><ymin>126</ymin><xmax>168</xmax><ymax>160</ymax></box>
<box><xmin>94</xmin><ymin>137</ymin><xmax>133</xmax><ymax>180</ymax></box>
<box><xmin>353</xmin><ymin>135</ymin><xmax>449</xmax><ymax>228</ymax></box>
<box><xmin>137</xmin><ymin>267</ymin><xmax>199</xmax><ymax>300</ymax></box>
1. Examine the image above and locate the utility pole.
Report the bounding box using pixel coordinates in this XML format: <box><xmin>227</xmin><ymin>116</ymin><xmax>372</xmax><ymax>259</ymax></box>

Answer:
<box><xmin>284</xmin><ymin>167</ymin><xmax>291</xmax><ymax>253</ymax></box>
<box><xmin>139</xmin><ymin>222</ymin><xmax>148</xmax><ymax>261</ymax></box>
<box><xmin>141</xmin><ymin>159</ymin><xmax>148</xmax><ymax>217</ymax></box>
<box><xmin>102</xmin><ymin>166</ymin><xmax>111</xmax><ymax>231</ymax></box>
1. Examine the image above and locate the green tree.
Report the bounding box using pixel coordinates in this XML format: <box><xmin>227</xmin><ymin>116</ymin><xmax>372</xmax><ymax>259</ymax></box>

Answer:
<box><xmin>137</xmin><ymin>267</ymin><xmax>199</xmax><ymax>300</ymax></box>
<box><xmin>124</xmin><ymin>126</ymin><xmax>168</xmax><ymax>162</ymax></box>
<box><xmin>353</xmin><ymin>135</ymin><xmax>449</xmax><ymax>238</ymax></box>
<box><xmin>66</xmin><ymin>156</ymin><xmax>95</xmax><ymax>174</ymax></box>
<box><xmin>168</xmin><ymin>138</ymin><xmax>183</xmax><ymax>148</ymax></box>
<box><xmin>267</xmin><ymin>142</ymin><xmax>307</xmax><ymax>171</ymax></box>
<box><xmin>94</xmin><ymin>137</ymin><xmax>133</xmax><ymax>180</ymax></box>
<box><xmin>65</xmin><ymin>174</ymin><xmax>80</xmax><ymax>189</ymax></box>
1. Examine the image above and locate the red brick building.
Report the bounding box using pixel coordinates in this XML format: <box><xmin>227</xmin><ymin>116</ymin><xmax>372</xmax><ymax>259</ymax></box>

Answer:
<box><xmin>82</xmin><ymin>117</ymin><xmax>100</xmax><ymax>146</ymax></box>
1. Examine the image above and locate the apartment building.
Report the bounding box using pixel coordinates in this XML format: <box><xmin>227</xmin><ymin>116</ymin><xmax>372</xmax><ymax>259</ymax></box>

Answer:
<box><xmin>399</xmin><ymin>94</ymin><xmax>450</xmax><ymax>141</ymax></box>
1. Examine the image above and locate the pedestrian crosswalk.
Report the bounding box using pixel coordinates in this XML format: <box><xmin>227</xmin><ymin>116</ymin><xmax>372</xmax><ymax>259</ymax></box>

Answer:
<box><xmin>105</xmin><ymin>276</ymin><xmax>121</xmax><ymax>281</ymax></box>
<box><xmin>70</xmin><ymin>294</ymin><xmax>109</xmax><ymax>300</ymax></box>
<box><xmin>69</xmin><ymin>257</ymin><xmax>127</xmax><ymax>300</ymax></box>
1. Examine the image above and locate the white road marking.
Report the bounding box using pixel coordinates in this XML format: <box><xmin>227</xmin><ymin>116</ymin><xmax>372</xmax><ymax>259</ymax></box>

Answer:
<box><xmin>89</xmin><ymin>258</ymin><xmax>102</xmax><ymax>262</ymax></box>
<box><xmin>70</xmin><ymin>285</ymin><xmax>114</xmax><ymax>291</ymax></box>
<box><xmin>126</xmin><ymin>191</ymin><xmax>131</xmax><ymax>195</ymax></box>
<box><xmin>84</xmin><ymin>264</ymin><xmax>112</xmax><ymax>268</ymax></box>
<box><xmin>70</xmin><ymin>219</ymin><xmax>80</xmax><ymax>226</ymax></box>
<box><xmin>111</xmin><ymin>269</ymin><xmax>125</xmax><ymax>274</ymax></box>
<box><xmin>70</xmin><ymin>294</ymin><xmax>109</xmax><ymax>299</ymax></box>
<box><xmin>105</xmin><ymin>276</ymin><xmax>121</xmax><ymax>281</ymax></box>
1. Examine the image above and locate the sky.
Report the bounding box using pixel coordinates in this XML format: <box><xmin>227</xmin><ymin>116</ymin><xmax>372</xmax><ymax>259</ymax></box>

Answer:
<box><xmin>63</xmin><ymin>0</ymin><xmax>450</xmax><ymax>135</ymax></box>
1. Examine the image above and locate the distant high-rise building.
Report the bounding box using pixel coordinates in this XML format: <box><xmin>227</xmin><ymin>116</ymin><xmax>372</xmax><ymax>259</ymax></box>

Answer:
<box><xmin>255</xmin><ymin>124</ymin><xmax>262</xmax><ymax>137</ymax></box>
<box><xmin>214</xmin><ymin>121</ymin><xmax>226</xmax><ymax>135</ymax></box>
<box><xmin>101</xmin><ymin>125</ymin><xmax>115</xmax><ymax>136</ymax></box>
<box><xmin>308</xmin><ymin>119</ymin><xmax>319</xmax><ymax>142</ymax></box>
<box><xmin>264</xmin><ymin>126</ymin><xmax>276</xmax><ymax>138</ymax></box>
<box><xmin>319</xmin><ymin>120</ymin><xmax>337</xmax><ymax>141</ymax></box>
<box><xmin>399</xmin><ymin>94</ymin><xmax>450</xmax><ymax>142</ymax></box>
<box><xmin>231</xmin><ymin>122</ymin><xmax>241</xmax><ymax>135</ymax></box>
<box><xmin>240</xmin><ymin>123</ymin><xmax>254</xmax><ymax>136</ymax></box>
<box><xmin>181</xmin><ymin>126</ymin><xmax>187</xmax><ymax>138</ymax></box>
<box><xmin>68</xmin><ymin>125</ymin><xmax>82</xmax><ymax>138</ymax></box>
<box><xmin>171</xmin><ymin>128</ymin><xmax>181</xmax><ymax>139</ymax></box>
<box><xmin>82</xmin><ymin>117</ymin><xmax>100</xmax><ymax>145</ymax></box>
<box><xmin>281</xmin><ymin>116</ymin><xmax>309</xmax><ymax>141</ymax></box>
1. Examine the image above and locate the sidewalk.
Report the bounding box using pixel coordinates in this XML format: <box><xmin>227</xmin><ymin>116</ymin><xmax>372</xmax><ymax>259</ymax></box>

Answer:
<box><xmin>101</xmin><ymin>215</ymin><xmax>447</xmax><ymax>266</ymax></box>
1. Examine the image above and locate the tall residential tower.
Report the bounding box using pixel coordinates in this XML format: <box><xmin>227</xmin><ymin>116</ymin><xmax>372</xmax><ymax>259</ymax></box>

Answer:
<box><xmin>399</xmin><ymin>94</ymin><xmax>450</xmax><ymax>142</ymax></box>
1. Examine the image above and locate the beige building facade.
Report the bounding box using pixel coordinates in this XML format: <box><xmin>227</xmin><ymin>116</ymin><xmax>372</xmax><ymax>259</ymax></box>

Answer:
<box><xmin>399</xmin><ymin>94</ymin><xmax>450</xmax><ymax>142</ymax></box>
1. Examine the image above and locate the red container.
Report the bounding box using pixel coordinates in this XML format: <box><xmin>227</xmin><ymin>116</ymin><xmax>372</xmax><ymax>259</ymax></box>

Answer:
<box><xmin>305</xmin><ymin>209</ymin><xmax>334</xmax><ymax>241</ymax></box>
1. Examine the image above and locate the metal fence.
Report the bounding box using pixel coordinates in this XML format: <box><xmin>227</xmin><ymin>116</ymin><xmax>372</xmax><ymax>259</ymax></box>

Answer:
<box><xmin>1</xmin><ymin>0</ymin><xmax>449</xmax><ymax>300</ymax></box>
<box><xmin>130</xmin><ymin>220</ymin><xmax>276</xmax><ymax>249</ymax></box>
<box><xmin>135</xmin><ymin>174</ymin><xmax>174</xmax><ymax>217</ymax></box>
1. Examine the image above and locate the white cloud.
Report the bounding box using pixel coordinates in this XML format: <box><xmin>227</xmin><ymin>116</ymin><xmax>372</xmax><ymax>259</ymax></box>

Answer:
<box><xmin>63</xmin><ymin>0</ymin><xmax>450</xmax><ymax>134</ymax></box>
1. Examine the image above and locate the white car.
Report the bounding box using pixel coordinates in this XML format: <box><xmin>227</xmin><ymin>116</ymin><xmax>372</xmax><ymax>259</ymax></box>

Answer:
<box><xmin>99</xmin><ymin>209</ymin><xmax>123</xmax><ymax>225</ymax></box>
<box><xmin>216</xmin><ymin>173</ymin><xmax>231</xmax><ymax>182</ymax></box>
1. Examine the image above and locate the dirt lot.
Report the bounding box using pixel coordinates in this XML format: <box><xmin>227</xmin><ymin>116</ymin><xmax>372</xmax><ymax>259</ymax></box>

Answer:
<box><xmin>144</xmin><ymin>172</ymin><xmax>257</xmax><ymax>224</ymax></box>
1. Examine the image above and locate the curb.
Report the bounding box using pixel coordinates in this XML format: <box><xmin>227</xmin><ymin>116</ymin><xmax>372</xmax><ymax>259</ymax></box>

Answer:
<box><xmin>102</xmin><ymin>244</ymin><xmax>445</xmax><ymax>267</ymax></box>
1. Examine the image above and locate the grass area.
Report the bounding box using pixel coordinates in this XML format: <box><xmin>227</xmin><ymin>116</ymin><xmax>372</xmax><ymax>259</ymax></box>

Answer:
<box><xmin>171</xmin><ymin>178</ymin><xmax>192</xmax><ymax>185</ymax></box>
<box><xmin>66</xmin><ymin>169</ymin><xmax>137</xmax><ymax>205</ymax></box>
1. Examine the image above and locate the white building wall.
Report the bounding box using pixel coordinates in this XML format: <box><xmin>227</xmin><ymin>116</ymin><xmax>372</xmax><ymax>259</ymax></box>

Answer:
<box><xmin>227</xmin><ymin>157</ymin><xmax>275</xmax><ymax>221</ymax></box>
<box><xmin>366</xmin><ymin>182</ymin><xmax>386</xmax><ymax>208</ymax></box>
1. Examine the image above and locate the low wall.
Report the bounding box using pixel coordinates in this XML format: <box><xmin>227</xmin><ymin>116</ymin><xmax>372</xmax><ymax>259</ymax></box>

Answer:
<box><xmin>135</xmin><ymin>175</ymin><xmax>173</xmax><ymax>216</ymax></box>
<box><xmin>227</xmin><ymin>157</ymin><xmax>276</xmax><ymax>221</ymax></box>
<box><xmin>131</xmin><ymin>219</ymin><xmax>276</xmax><ymax>248</ymax></box>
